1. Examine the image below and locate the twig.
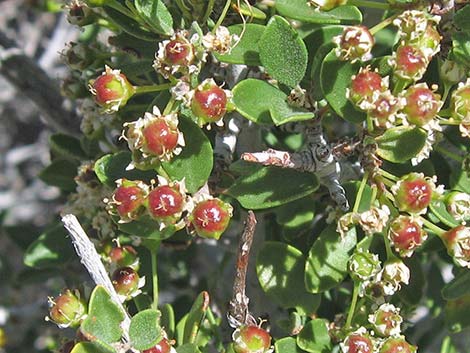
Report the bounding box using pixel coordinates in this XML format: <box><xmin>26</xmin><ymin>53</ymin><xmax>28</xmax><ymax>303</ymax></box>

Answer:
<box><xmin>61</xmin><ymin>214</ymin><xmax>131</xmax><ymax>340</ymax></box>
<box><xmin>0</xmin><ymin>30</ymin><xmax>80</xmax><ymax>136</ymax></box>
<box><xmin>228</xmin><ymin>211</ymin><xmax>258</xmax><ymax>328</ymax></box>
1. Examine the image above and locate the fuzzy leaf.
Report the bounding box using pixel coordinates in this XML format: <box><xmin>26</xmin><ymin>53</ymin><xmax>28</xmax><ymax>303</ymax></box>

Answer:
<box><xmin>259</xmin><ymin>16</ymin><xmax>308</xmax><ymax>87</ymax></box>
<box><xmin>376</xmin><ymin>126</ymin><xmax>427</xmax><ymax>163</ymax></box>
<box><xmin>297</xmin><ymin>319</ymin><xmax>331</xmax><ymax>353</ymax></box>
<box><xmin>305</xmin><ymin>225</ymin><xmax>357</xmax><ymax>293</ymax></box>
<box><xmin>129</xmin><ymin>309</ymin><xmax>162</xmax><ymax>350</ymax></box>
<box><xmin>70</xmin><ymin>342</ymin><xmax>115</xmax><ymax>353</ymax></box>
<box><xmin>228</xmin><ymin>167</ymin><xmax>319</xmax><ymax>210</ymax></box>
<box><xmin>134</xmin><ymin>0</ymin><xmax>173</xmax><ymax>35</ymax></box>
<box><xmin>274</xmin><ymin>337</ymin><xmax>308</xmax><ymax>353</ymax></box>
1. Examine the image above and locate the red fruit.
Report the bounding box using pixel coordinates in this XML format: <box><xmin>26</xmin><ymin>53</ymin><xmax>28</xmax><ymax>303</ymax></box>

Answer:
<box><xmin>233</xmin><ymin>325</ymin><xmax>272</xmax><ymax>353</ymax></box>
<box><xmin>389</xmin><ymin>216</ymin><xmax>426</xmax><ymax>257</ymax></box>
<box><xmin>379</xmin><ymin>337</ymin><xmax>416</xmax><ymax>353</ymax></box>
<box><xmin>148</xmin><ymin>185</ymin><xmax>184</xmax><ymax>219</ymax></box>
<box><xmin>143</xmin><ymin>338</ymin><xmax>172</xmax><ymax>353</ymax></box>
<box><xmin>349</xmin><ymin>68</ymin><xmax>385</xmax><ymax>109</ymax></box>
<box><xmin>402</xmin><ymin>85</ymin><xmax>441</xmax><ymax>126</ymax></box>
<box><xmin>92</xmin><ymin>69</ymin><xmax>134</xmax><ymax>111</ymax></box>
<box><xmin>191</xmin><ymin>79</ymin><xmax>228</xmax><ymax>123</ymax></box>
<box><xmin>191</xmin><ymin>198</ymin><xmax>232</xmax><ymax>239</ymax></box>
<box><xmin>142</xmin><ymin>119</ymin><xmax>179</xmax><ymax>156</ymax></box>
<box><xmin>112</xmin><ymin>267</ymin><xmax>140</xmax><ymax>297</ymax></box>
<box><xmin>395</xmin><ymin>45</ymin><xmax>428</xmax><ymax>80</ymax></box>
<box><xmin>109</xmin><ymin>245</ymin><xmax>138</xmax><ymax>269</ymax></box>
<box><xmin>347</xmin><ymin>334</ymin><xmax>373</xmax><ymax>353</ymax></box>
<box><xmin>164</xmin><ymin>38</ymin><xmax>194</xmax><ymax>66</ymax></box>
<box><xmin>49</xmin><ymin>290</ymin><xmax>86</xmax><ymax>327</ymax></box>
<box><xmin>394</xmin><ymin>174</ymin><xmax>433</xmax><ymax>214</ymax></box>
<box><xmin>113</xmin><ymin>184</ymin><xmax>145</xmax><ymax>217</ymax></box>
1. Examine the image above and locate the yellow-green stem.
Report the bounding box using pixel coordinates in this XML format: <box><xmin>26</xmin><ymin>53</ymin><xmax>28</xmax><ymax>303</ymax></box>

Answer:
<box><xmin>135</xmin><ymin>83</ymin><xmax>173</xmax><ymax>95</ymax></box>
<box><xmin>213</xmin><ymin>0</ymin><xmax>231</xmax><ymax>33</ymax></box>
<box><xmin>369</xmin><ymin>14</ymin><xmax>399</xmax><ymax>35</ymax></box>
<box><xmin>150</xmin><ymin>245</ymin><xmax>160</xmax><ymax>310</ymax></box>
<box><xmin>420</xmin><ymin>216</ymin><xmax>447</xmax><ymax>237</ymax></box>
<box><xmin>345</xmin><ymin>282</ymin><xmax>360</xmax><ymax>328</ymax></box>
<box><xmin>353</xmin><ymin>171</ymin><xmax>370</xmax><ymax>213</ymax></box>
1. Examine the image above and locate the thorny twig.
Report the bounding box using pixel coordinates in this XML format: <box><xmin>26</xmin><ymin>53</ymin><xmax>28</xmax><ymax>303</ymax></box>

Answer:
<box><xmin>228</xmin><ymin>211</ymin><xmax>258</xmax><ymax>328</ymax></box>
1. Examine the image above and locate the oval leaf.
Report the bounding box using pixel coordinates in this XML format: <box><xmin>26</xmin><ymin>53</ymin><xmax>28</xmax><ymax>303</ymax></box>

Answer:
<box><xmin>228</xmin><ymin>166</ymin><xmax>319</xmax><ymax>210</ymax></box>
<box><xmin>376</xmin><ymin>126</ymin><xmax>427</xmax><ymax>163</ymax></box>
<box><xmin>162</xmin><ymin>116</ymin><xmax>213</xmax><ymax>193</ymax></box>
<box><xmin>257</xmin><ymin>242</ymin><xmax>321</xmax><ymax>315</ymax></box>
<box><xmin>49</xmin><ymin>133</ymin><xmax>87</xmax><ymax>160</ymax></box>
<box><xmin>182</xmin><ymin>291</ymin><xmax>210</xmax><ymax>344</ymax></box>
<box><xmin>320</xmin><ymin>50</ymin><xmax>366</xmax><ymax>123</ymax></box>
<box><xmin>134</xmin><ymin>0</ymin><xmax>173</xmax><ymax>35</ymax></box>
<box><xmin>275</xmin><ymin>0</ymin><xmax>362</xmax><ymax>24</ymax></box>
<box><xmin>129</xmin><ymin>309</ymin><xmax>162</xmax><ymax>350</ymax></box>
<box><xmin>39</xmin><ymin>159</ymin><xmax>78</xmax><ymax>191</ymax></box>
<box><xmin>297</xmin><ymin>319</ymin><xmax>331</xmax><ymax>353</ymax></box>
<box><xmin>81</xmin><ymin>286</ymin><xmax>124</xmax><ymax>344</ymax></box>
<box><xmin>232</xmin><ymin>79</ymin><xmax>314</xmax><ymax>125</ymax></box>
<box><xmin>305</xmin><ymin>225</ymin><xmax>357</xmax><ymax>293</ymax></box>
<box><xmin>442</xmin><ymin>270</ymin><xmax>470</xmax><ymax>300</ymax></box>
<box><xmin>259</xmin><ymin>16</ymin><xmax>308</xmax><ymax>87</ymax></box>
<box><xmin>71</xmin><ymin>342</ymin><xmax>116</xmax><ymax>353</ymax></box>
<box><xmin>274</xmin><ymin>337</ymin><xmax>308</xmax><ymax>353</ymax></box>
<box><xmin>104</xmin><ymin>7</ymin><xmax>155</xmax><ymax>41</ymax></box>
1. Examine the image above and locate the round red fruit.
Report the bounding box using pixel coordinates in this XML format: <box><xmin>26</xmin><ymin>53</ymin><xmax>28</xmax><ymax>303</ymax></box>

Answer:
<box><xmin>49</xmin><ymin>290</ymin><xmax>86</xmax><ymax>327</ymax></box>
<box><xmin>389</xmin><ymin>216</ymin><xmax>426</xmax><ymax>257</ymax></box>
<box><xmin>113</xmin><ymin>185</ymin><xmax>145</xmax><ymax>217</ymax></box>
<box><xmin>191</xmin><ymin>80</ymin><xmax>228</xmax><ymax>123</ymax></box>
<box><xmin>379</xmin><ymin>337</ymin><xmax>416</xmax><ymax>353</ymax></box>
<box><xmin>395</xmin><ymin>45</ymin><xmax>427</xmax><ymax>80</ymax></box>
<box><xmin>394</xmin><ymin>174</ymin><xmax>433</xmax><ymax>214</ymax></box>
<box><xmin>346</xmin><ymin>334</ymin><xmax>373</xmax><ymax>353</ymax></box>
<box><xmin>142</xmin><ymin>119</ymin><xmax>179</xmax><ymax>156</ymax></box>
<box><xmin>191</xmin><ymin>198</ymin><xmax>232</xmax><ymax>239</ymax></box>
<box><xmin>164</xmin><ymin>38</ymin><xmax>194</xmax><ymax>66</ymax></box>
<box><xmin>233</xmin><ymin>325</ymin><xmax>272</xmax><ymax>353</ymax></box>
<box><xmin>148</xmin><ymin>185</ymin><xmax>184</xmax><ymax>219</ymax></box>
<box><xmin>143</xmin><ymin>338</ymin><xmax>172</xmax><ymax>353</ymax></box>
<box><xmin>112</xmin><ymin>267</ymin><xmax>140</xmax><ymax>297</ymax></box>
<box><xmin>402</xmin><ymin>85</ymin><xmax>441</xmax><ymax>126</ymax></box>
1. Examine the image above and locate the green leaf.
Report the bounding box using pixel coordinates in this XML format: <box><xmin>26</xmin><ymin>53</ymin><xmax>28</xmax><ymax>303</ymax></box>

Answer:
<box><xmin>455</xmin><ymin>5</ymin><xmax>470</xmax><ymax>31</ymax></box>
<box><xmin>129</xmin><ymin>309</ymin><xmax>162</xmax><ymax>350</ymax></box>
<box><xmin>274</xmin><ymin>196</ymin><xmax>315</xmax><ymax>239</ymax></box>
<box><xmin>320</xmin><ymin>50</ymin><xmax>366</xmax><ymax>123</ymax></box>
<box><xmin>305</xmin><ymin>225</ymin><xmax>357</xmax><ymax>293</ymax></box>
<box><xmin>236</xmin><ymin>1</ymin><xmax>266</xmax><ymax>19</ymax></box>
<box><xmin>39</xmin><ymin>159</ymin><xmax>78</xmax><ymax>191</ymax></box>
<box><xmin>232</xmin><ymin>79</ymin><xmax>314</xmax><ymax>125</ymax></box>
<box><xmin>296</xmin><ymin>319</ymin><xmax>331</xmax><ymax>353</ymax></box>
<box><xmin>104</xmin><ymin>7</ymin><xmax>156</xmax><ymax>41</ymax></box>
<box><xmin>275</xmin><ymin>0</ymin><xmax>362</xmax><ymax>24</ymax></box>
<box><xmin>94</xmin><ymin>152</ymin><xmax>156</xmax><ymax>187</ymax></box>
<box><xmin>134</xmin><ymin>0</ymin><xmax>173</xmax><ymax>35</ymax></box>
<box><xmin>228</xmin><ymin>167</ymin><xmax>319</xmax><ymax>210</ymax></box>
<box><xmin>71</xmin><ymin>342</ymin><xmax>116</xmax><ymax>353</ymax></box>
<box><xmin>49</xmin><ymin>133</ymin><xmax>87</xmax><ymax>160</ymax></box>
<box><xmin>275</xmin><ymin>337</ymin><xmax>308</xmax><ymax>353</ymax></box>
<box><xmin>160</xmin><ymin>303</ymin><xmax>175</xmax><ymax>339</ymax></box>
<box><xmin>118</xmin><ymin>216</ymin><xmax>177</xmax><ymax>240</ymax></box>
<box><xmin>442</xmin><ymin>270</ymin><xmax>470</xmax><ymax>300</ymax></box>
<box><xmin>24</xmin><ymin>223</ymin><xmax>75</xmax><ymax>269</ymax></box>
<box><xmin>176</xmin><ymin>344</ymin><xmax>202</xmax><ymax>353</ymax></box>
<box><xmin>162</xmin><ymin>116</ymin><xmax>213</xmax><ymax>193</ymax></box>
<box><xmin>257</xmin><ymin>242</ymin><xmax>321</xmax><ymax>315</ymax></box>
<box><xmin>214</xmin><ymin>24</ymin><xmax>265</xmax><ymax>66</ymax></box>
<box><xmin>398</xmin><ymin>257</ymin><xmax>425</xmax><ymax>306</ymax></box>
<box><xmin>429</xmin><ymin>200</ymin><xmax>460</xmax><ymax>228</ymax></box>
<box><xmin>376</xmin><ymin>126</ymin><xmax>427</xmax><ymax>163</ymax></box>
<box><xmin>259</xmin><ymin>16</ymin><xmax>308</xmax><ymax>87</ymax></box>
<box><xmin>183</xmin><ymin>291</ymin><xmax>209</xmax><ymax>344</ymax></box>
<box><xmin>81</xmin><ymin>286</ymin><xmax>124</xmax><ymax>344</ymax></box>
<box><xmin>445</xmin><ymin>293</ymin><xmax>470</xmax><ymax>333</ymax></box>
<box><xmin>450</xmin><ymin>32</ymin><xmax>470</xmax><ymax>69</ymax></box>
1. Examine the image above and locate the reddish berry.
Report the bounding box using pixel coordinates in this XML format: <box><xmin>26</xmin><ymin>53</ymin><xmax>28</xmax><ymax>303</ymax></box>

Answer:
<box><xmin>394</xmin><ymin>45</ymin><xmax>428</xmax><ymax>81</ymax></box>
<box><xmin>49</xmin><ymin>290</ymin><xmax>86</xmax><ymax>328</ymax></box>
<box><xmin>335</xmin><ymin>26</ymin><xmax>374</xmax><ymax>62</ymax></box>
<box><xmin>191</xmin><ymin>198</ymin><xmax>232</xmax><ymax>239</ymax></box>
<box><xmin>389</xmin><ymin>216</ymin><xmax>426</xmax><ymax>257</ymax></box>
<box><xmin>191</xmin><ymin>79</ymin><xmax>228</xmax><ymax>124</ymax></box>
<box><xmin>394</xmin><ymin>173</ymin><xmax>433</xmax><ymax>214</ymax></box>
<box><xmin>112</xmin><ymin>180</ymin><xmax>146</xmax><ymax>220</ymax></box>
<box><xmin>164</xmin><ymin>38</ymin><xmax>194</xmax><ymax>66</ymax></box>
<box><xmin>379</xmin><ymin>337</ymin><xmax>416</xmax><ymax>353</ymax></box>
<box><xmin>402</xmin><ymin>85</ymin><xmax>441</xmax><ymax>126</ymax></box>
<box><xmin>233</xmin><ymin>325</ymin><xmax>272</xmax><ymax>353</ymax></box>
<box><xmin>91</xmin><ymin>66</ymin><xmax>135</xmax><ymax>112</ymax></box>
<box><xmin>109</xmin><ymin>245</ymin><xmax>139</xmax><ymax>269</ymax></box>
<box><xmin>112</xmin><ymin>267</ymin><xmax>140</xmax><ymax>297</ymax></box>
<box><xmin>142</xmin><ymin>119</ymin><xmax>180</xmax><ymax>157</ymax></box>
<box><xmin>345</xmin><ymin>334</ymin><xmax>373</xmax><ymax>353</ymax></box>
<box><xmin>143</xmin><ymin>338</ymin><xmax>172</xmax><ymax>353</ymax></box>
<box><xmin>148</xmin><ymin>185</ymin><xmax>184</xmax><ymax>220</ymax></box>
<box><xmin>349</xmin><ymin>68</ymin><xmax>385</xmax><ymax>110</ymax></box>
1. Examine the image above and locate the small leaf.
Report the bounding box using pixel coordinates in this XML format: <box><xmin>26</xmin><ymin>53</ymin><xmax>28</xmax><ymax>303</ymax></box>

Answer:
<box><xmin>49</xmin><ymin>133</ymin><xmax>87</xmax><ymax>160</ymax></box>
<box><xmin>274</xmin><ymin>337</ymin><xmax>308</xmax><ymax>353</ymax></box>
<box><xmin>320</xmin><ymin>50</ymin><xmax>366</xmax><ymax>123</ymax></box>
<box><xmin>94</xmin><ymin>152</ymin><xmax>156</xmax><ymax>187</ymax></box>
<box><xmin>183</xmin><ymin>291</ymin><xmax>210</xmax><ymax>344</ymax></box>
<box><xmin>274</xmin><ymin>196</ymin><xmax>315</xmax><ymax>239</ymax></box>
<box><xmin>176</xmin><ymin>344</ymin><xmax>202</xmax><ymax>353</ymax></box>
<box><xmin>214</xmin><ymin>24</ymin><xmax>265</xmax><ymax>66</ymax></box>
<box><xmin>228</xmin><ymin>167</ymin><xmax>319</xmax><ymax>210</ymax></box>
<box><xmin>24</xmin><ymin>223</ymin><xmax>75</xmax><ymax>269</ymax></box>
<box><xmin>259</xmin><ymin>16</ymin><xmax>308</xmax><ymax>87</ymax></box>
<box><xmin>455</xmin><ymin>5</ymin><xmax>470</xmax><ymax>31</ymax></box>
<box><xmin>376</xmin><ymin>126</ymin><xmax>427</xmax><ymax>163</ymax></box>
<box><xmin>81</xmin><ymin>286</ymin><xmax>124</xmax><ymax>344</ymax></box>
<box><xmin>39</xmin><ymin>159</ymin><xmax>78</xmax><ymax>191</ymax></box>
<box><xmin>134</xmin><ymin>0</ymin><xmax>174</xmax><ymax>35</ymax></box>
<box><xmin>160</xmin><ymin>304</ymin><xmax>175</xmax><ymax>339</ymax></box>
<box><xmin>442</xmin><ymin>270</ymin><xmax>470</xmax><ymax>300</ymax></box>
<box><xmin>257</xmin><ymin>242</ymin><xmax>320</xmax><ymax>315</ymax></box>
<box><xmin>429</xmin><ymin>200</ymin><xmax>460</xmax><ymax>228</ymax></box>
<box><xmin>275</xmin><ymin>0</ymin><xmax>362</xmax><ymax>24</ymax></box>
<box><xmin>162</xmin><ymin>116</ymin><xmax>213</xmax><ymax>193</ymax></box>
<box><xmin>305</xmin><ymin>225</ymin><xmax>357</xmax><ymax>293</ymax></box>
<box><xmin>71</xmin><ymin>342</ymin><xmax>116</xmax><ymax>353</ymax></box>
<box><xmin>129</xmin><ymin>309</ymin><xmax>162</xmax><ymax>350</ymax></box>
<box><xmin>232</xmin><ymin>79</ymin><xmax>314</xmax><ymax>125</ymax></box>
<box><xmin>450</xmin><ymin>32</ymin><xmax>470</xmax><ymax>69</ymax></box>
<box><xmin>104</xmin><ymin>7</ymin><xmax>155</xmax><ymax>41</ymax></box>
<box><xmin>118</xmin><ymin>216</ymin><xmax>177</xmax><ymax>240</ymax></box>
<box><xmin>296</xmin><ymin>319</ymin><xmax>331</xmax><ymax>353</ymax></box>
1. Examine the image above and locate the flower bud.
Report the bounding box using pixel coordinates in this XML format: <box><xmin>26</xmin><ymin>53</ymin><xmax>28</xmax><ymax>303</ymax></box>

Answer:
<box><xmin>388</xmin><ymin>215</ymin><xmax>427</xmax><ymax>257</ymax></box>
<box><xmin>333</xmin><ymin>26</ymin><xmax>374</xmax><ymax>63</ymax></box>
<box><xmin>379</xmin><ymin>337</ymin><xmax>417</xmax><ymax>353</ymax></box>
<box><xmin>392</xmin><ymin>173</ymin><xmax>436</xmax><ymax>214</ymax></box>
<box><xmin>368</xmin><ymin>303</ymin><xmax>402</xmax><ymax>337</ymax></box>
<box><xmin>232</xmin><ymin>325</ymin><xmax>272</xmax><ymax>353</ymax></box>
<box><xmin>191</xmin><ymin>79</ymin><xmax>231</xmax><ymax>126</ymax></box>
<box><xmin>307</xmin><ymin>0</ymin><xmax>347</xmax><ymax>11</ymax></box>
<box><xmin>190</xmin><ymin>197</ymin><xmax>233</xmax><ymax>240</ymax></box>
<box><xmin>90</xmin><ymin>66</ymin><xmax>135</xmax><ymax>113</ymax></box>
<box><xmin>442</xmin><ymin>225</ymin><xmax>470</xmax><ymax>268</ymax></box>
<box><xmin>381</xmin><ymin>259</ymin><xmax>410</xmax><ymax>295</ymax></box>
<box><xmin>340</xmin><ymin>327</ymin><xmax>374</xmax><ymax>353</ymax></box>
<box><xmin>446</xmin><ymin>192</ymin><xmax>470</xmax><ymax>221</ymax></box>
<box><xmin>48</xmin><ymin>289</ymin><xmax>86</xmax><ymax>328</ymax></box>
<box><xmin>401</xmin><ymin>84</ymin><xmax>442</xmax><ymax>126</ymax></box>
<box><xmin>349</xmin><ymin>250</ymin><xmax>381</xmax><ymax>281</ymax></box>
<box><xmin>107</xmin><ymin>179</ymin><xmax>148</xmax><ymax>223</ymax></box>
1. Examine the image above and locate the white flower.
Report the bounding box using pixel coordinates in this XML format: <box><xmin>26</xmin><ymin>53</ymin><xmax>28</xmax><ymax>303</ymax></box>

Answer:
<box><xmin>202</xmin><ymin>26</ymin><xmax>238</xmax><ymax>55</ymax></box>
<box><xmin>380</xmin><ymin>259</ymin><xmax>410</xmax><ymax>295</ymax></box>
<box><xmin>368</xmin><ymin>303</ymin><xmax>402</xmax><ymax>337</ymax></box>
<box><xmin>443</xmin><ymin>225</ymin><xmax>470</xmax><ymax>268</ymax></box>
<box><xmin>333</xmin><ymin>26</ymin><xmax>374</xmax><ymax>63</ymax></box>
<box><xmin>358</xmin><ymin>205</ymin><xmax>390</xmax><ymax>236</ymax></box>
<box><xmin>446</xmin><ymin>192</ymin><xmax>470</xmax><ymax>222</ymax></box>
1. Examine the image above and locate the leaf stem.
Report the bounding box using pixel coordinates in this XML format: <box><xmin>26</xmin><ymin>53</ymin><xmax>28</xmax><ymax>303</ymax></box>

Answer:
<box><xmin>213</xmin><ymin>0</ymin><xmax>231</xmax><ymax>33</ymax></box>
<box><xmin>420</xmin><ymin>216</ymin><xmax>447</xmax><ymax>237</ymax></box>
<box><xmin>348</xmin><ymin>0</ymin><xmax>390</xmax><ymax>10</ymax></box>
<box><xmin>150</xmin><ymin>245</ymin><xmax>160</xmax><ymax>310</ymax></box>
<box><xmin>353</xmin><ymin>171</ymin><xmax>369</xmax><ymax>213</ymax></box>
<box><xmin>135</xmin><ymin>83</ymin><xmax>173</xmax><ymax>95</ymax></box>
<box><xmin>369</xmin><ymin>14</ymin><xmax>398</xmax><ymax>35</ymax></box>
<box><xmin>383</xmin><ymin>230</ymin><xmax>395</xmax><ymax>259</ymax></box>
<box><xmin>345</xmin><ymin>282</ymin><xmax>360</xmax><ymax>329</ymax></box>
<box><xmin>202</xmin><ymin>0</ymin><xmax>216</xmax><ymax>25</ymax></box>
<box><xmin>378</xmin><ymin>168</ymin><xmax>399</xmax><ymax>182</ymax></box>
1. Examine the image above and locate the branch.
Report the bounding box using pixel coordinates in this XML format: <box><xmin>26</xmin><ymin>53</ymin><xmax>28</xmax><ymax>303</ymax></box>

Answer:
<box><xmin>0</xmin><ymin>31</ymin><xmax>80</xmax><ymax>135</ymax></box>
